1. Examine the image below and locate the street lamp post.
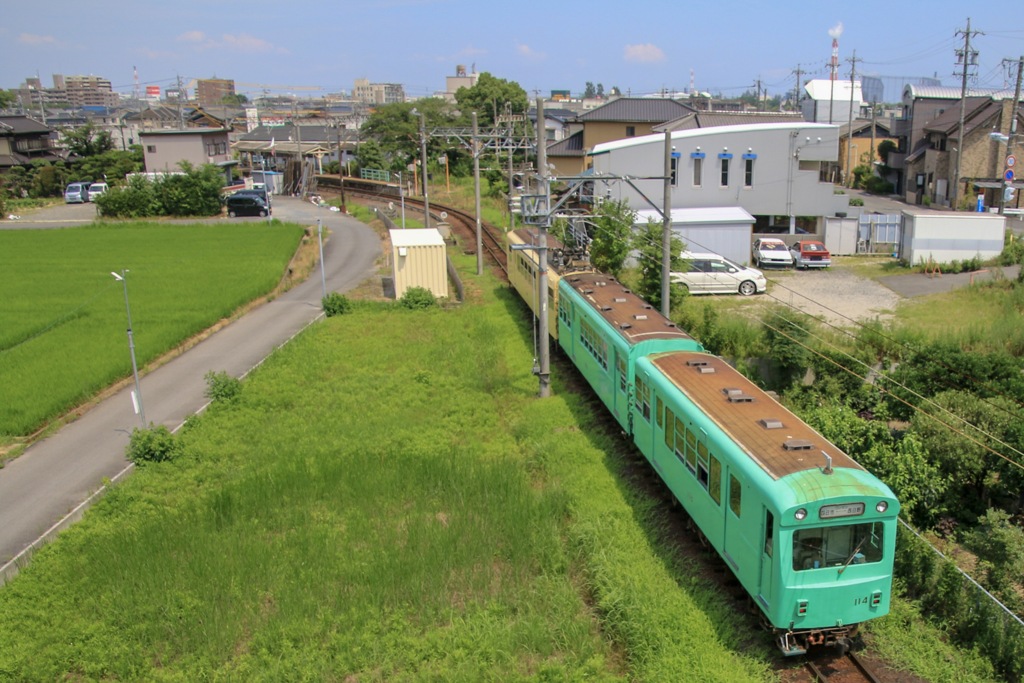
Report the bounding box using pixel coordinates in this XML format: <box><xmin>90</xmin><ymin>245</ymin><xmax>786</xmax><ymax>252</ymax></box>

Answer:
<box><xmin>317</xmin><ymin>218</ymin><xmax>327</xmax><ymax>299</ymax></box>
<box><xmin>111</xmin><ymin>270</ymin><xmax>146</xmax><ymax>427</ymax></box>
<box><xmin>395</xmin><ymin>171</ymin><xmax>406</xmax><ymax>228</ymax></box>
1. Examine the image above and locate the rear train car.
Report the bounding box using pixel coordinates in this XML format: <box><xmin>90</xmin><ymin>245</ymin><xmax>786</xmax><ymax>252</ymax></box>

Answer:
<box><xmin>506</xmin><ymin>228</ymin><xmax>564</xmax><ymax>341</ymax></box>
<box><xmin>556</xmin><ymin>272</ymin><xmax>703</xmax><ymax>431</ymax></box>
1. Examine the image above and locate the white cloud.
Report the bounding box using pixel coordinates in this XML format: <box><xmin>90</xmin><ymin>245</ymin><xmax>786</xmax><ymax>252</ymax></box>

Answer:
<box><xmin>623</xmin><ymin>43</ymin><xmax>665</xmax><ymax>64</ymax></box>
<box><xmin>220</xmin><ymin>33</ymin><xmax>274</xmax><ymax>52</ymax></box>
<box><xmin>516</xmin><ymin>43</ymin><xmax>546</xmax><ymax>62</ymax></box>
<box><xmin>19</xmin><ymin>33</ymin><xmax>57</xmax><ymax>46</ymax></box>
<box><xmin>177</xmin><ymin>30</ymin><xmax>207</xmax><ymax>43</ymax></box>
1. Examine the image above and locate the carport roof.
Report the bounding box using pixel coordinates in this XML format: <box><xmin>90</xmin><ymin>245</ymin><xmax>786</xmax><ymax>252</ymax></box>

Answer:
<box><xmin>634</xmin><ymin>206</ymin><xmax>755</xmax><ymax>224</ymax></box>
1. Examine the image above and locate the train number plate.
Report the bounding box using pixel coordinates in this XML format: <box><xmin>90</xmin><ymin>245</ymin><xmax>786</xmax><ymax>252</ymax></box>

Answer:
<box><xmin>819</xmin><ymin>502</ymin><xmax>865</xmax><ymax>519</ymax></box>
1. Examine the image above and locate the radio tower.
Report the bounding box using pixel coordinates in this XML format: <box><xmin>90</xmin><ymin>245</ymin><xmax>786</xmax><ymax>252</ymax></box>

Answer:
<box><xmin>132</xmin><ymin>65</ymin><xmax>141</xmax><ymax>101</ymax></box>
<box><xmin>689</xmin><ymin>68</ymin><xmax>695</xmax><ymax>94</ymax></box>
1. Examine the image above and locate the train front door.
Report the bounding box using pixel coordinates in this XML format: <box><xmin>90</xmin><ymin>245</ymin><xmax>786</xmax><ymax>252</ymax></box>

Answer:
<box><xmin>758</xmin><ymin>508</ymin><xmax>775</xmax><ymax>611</ymax></box>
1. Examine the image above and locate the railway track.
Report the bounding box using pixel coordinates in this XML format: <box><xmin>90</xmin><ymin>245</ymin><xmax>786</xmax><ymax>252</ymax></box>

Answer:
<box><xmin>318</xmin><ymin>179</ymin><xmax>508</xmax><ymax>277</ymax></box>
<box><xmin>804</xmin><ymin>651</ymin><xmax>881</xmax><ymax>683</ymax></box>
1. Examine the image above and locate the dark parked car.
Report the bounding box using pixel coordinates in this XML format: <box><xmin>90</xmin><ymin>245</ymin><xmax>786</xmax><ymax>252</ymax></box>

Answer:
<box><xmin>225</xmin><ymin>195</ymin><xmax>270</xmax><ymax>218</ymax></box>
<box><xmin>230</xmin><ymin>188</ymin><xmax>271</xmax><ymax>207</ymax></box>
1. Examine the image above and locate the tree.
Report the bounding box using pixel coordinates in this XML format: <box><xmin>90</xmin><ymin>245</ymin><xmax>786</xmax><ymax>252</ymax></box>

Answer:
<box><xmin>588</xmin><ymin>199</ymin><xmax>635</xmax><ymax>276</ymax></box>
<box><xmin>221</xmin><ymin>93</ymin><xmax>249</xmax><ymax>106</ymax></box>
<box><xmin>632</xmin><ymin>218</ymin><xmax>685</xmax><ymax>312</ymax></box>
<box><xmin>359</xmin><ymin>99</ymin><xmax>457</xmax><ymax>173</ymax></box>
<box><xmin>453</xmin><ymin>72</ymin><xmax>528</xmax><ymax>127</ymax></box>
<box><xmin>62</xmin><ymin>123</ymin><xmax>114</xmax><ymax>157</ymax></box>
<box><xmin>596</xmin><ymin>83</ymin><xmax>605</xmax><ymax>98</ymax></box>
<box><xmin>353</xmin><ymin>139</ymin><xmax>387</xmax><ymax>175</ymax></box>
<box><xmin>609</xmin><ymin>86</ymin><xmax>621</xmax><ymax>97</ymax></box>
<box><xmin>583</xmin><ymin>82</ymin><xmax>596</xmax><ymax>99</ymax></box>
<box><xmin>0</xmin><ymin>89</ymin><xmax>17</xmax><ymax>110</ymax></box>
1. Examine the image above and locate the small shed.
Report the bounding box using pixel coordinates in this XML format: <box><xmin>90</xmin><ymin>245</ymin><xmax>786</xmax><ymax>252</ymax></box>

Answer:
<box><xmin>390</xmin><ymin>228</ymin><xmax>448</xmax><ymax>299</ymax></box>
<box><xmin>898</xmin><ymin>211</ymin><xmax>1005</xmax><ymax>266</ymax></box>
<box><xmin>634</xmin><ymin>206</ymin><xmax>756</xmax><ymax>265</ymax></box>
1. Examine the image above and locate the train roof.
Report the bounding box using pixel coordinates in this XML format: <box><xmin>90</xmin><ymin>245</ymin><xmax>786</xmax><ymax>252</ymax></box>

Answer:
<box><xmin>562</xmin><ymin>272</ymin><xmax>698</xmax><ymax>345</ymax></box>
<box><xmin>649</xmin><ymin>351</ymin><xmax>863</xmax><ymax>480</ymax></box>
<box><xmin>508</xmin><ymin>228</ymin><xmax>565</xmax><ymax>252</ymax></box>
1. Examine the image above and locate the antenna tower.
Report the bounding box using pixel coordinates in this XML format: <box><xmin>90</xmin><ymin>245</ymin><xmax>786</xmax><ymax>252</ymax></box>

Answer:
<box><xmin>133</xmin><ymin>65</ymin><xmax>140</xmax><ymax>100</ymax></box>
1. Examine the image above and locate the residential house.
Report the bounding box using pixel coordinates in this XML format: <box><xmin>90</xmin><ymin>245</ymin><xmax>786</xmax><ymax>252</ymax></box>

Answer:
<box><xmin>897</xmin><ymin>89</ymin><xmax>1021</xmax><ymax>208</ymax></box>
<box><xmin>888</xmin><ymin>84</ymin><xmax>1013</xmax><ymax>199</ymax></box>
<box><xmin>836</xmin><ymin>118</ymin><xmax>896</xmax><ymax>187</ymax></box>
<box><xmin>547</xmin><ymin>97</ymin><xmax>695</xmax><ymax>175</ymax></box>
<box><xmin>139</xmin><ymin>127</ymin><xmax>235</xmax><ymax>183</ymax></box>
<box><xmin>0</xmin><ymin>115</ymin><xmax>64</xmax><ymax>173</ymax></box>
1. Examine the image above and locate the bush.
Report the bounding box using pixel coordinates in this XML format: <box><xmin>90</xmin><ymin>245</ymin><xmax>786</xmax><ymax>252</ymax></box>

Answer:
<box><xmin>864</xmin><ymin>176</ymin><xmax>894</xmax><ymax>195</ymax></box>
<box><xmin>204</xmin><ymin>370</ymin><xmax>242</xmax><ymax>402</ymax></box>
<box><xmin>126</xmin><ymin>424</ymin><xmax>182</xmax><ymax>465</ymax></box>
<box><xmin>322</xmin><ymin>292</ymin><xmax>352</xmax><ymax>316</ymax></box>
<box><xmin>400</xmin><ymin>286</ymin><xmax>437</xmax><ymax>309</ymax></box>
<box><xmin>94</xmin><ymin>163</ymin><xmax>224</xmax><ymax>218</ymax></box>
<box><xmin>849</xmin><ymin>197</ymin><xmax>864</xmax><ymax>206</ymax></box>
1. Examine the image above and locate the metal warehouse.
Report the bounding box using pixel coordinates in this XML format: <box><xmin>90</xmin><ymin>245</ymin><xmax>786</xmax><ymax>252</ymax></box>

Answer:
<box><xmin>389</xmin><ymin>228</ymin><xmax>449</xmax><ymax>300</ymax></box>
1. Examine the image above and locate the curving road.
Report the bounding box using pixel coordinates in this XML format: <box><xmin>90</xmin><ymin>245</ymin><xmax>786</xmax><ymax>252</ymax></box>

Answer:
<box><xmin>0</xmin><ymin>198</ymin><xmax>381</xmax><ymax>579</ymax></box>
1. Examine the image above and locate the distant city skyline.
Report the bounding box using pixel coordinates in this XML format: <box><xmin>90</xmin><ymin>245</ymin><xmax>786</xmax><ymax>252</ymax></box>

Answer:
<box><xmin>3</xmin><ymin>1</ymin><xmax>1024</xmax><ymax>104</ymax></box>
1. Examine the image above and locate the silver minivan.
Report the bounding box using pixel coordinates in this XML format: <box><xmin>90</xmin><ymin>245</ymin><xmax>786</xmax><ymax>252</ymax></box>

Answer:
<box><xmin>671</xmin><ymin>251</ymin><xmax>767</xmax><ymax>296</ymax></box>
<box><xmin>64</xmin><ymin>182</ymin><xmax>91</xmax><ymax>203</ymax></box>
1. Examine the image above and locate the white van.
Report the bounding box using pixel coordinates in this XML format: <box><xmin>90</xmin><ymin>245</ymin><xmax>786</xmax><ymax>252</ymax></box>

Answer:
<box><xmin>64</xmin><ymin>182</ymin><xmax>91</xmax><ymax>204</ymax></box>
<box><xmin>671</xmin><ymin>251</ymin><xmax>767</xmax><ymax>296</ymax></box>
<box><xmin>87</xmin><ymin>182</ymin><xmax>109</xmax><ymax>201</ymax></box>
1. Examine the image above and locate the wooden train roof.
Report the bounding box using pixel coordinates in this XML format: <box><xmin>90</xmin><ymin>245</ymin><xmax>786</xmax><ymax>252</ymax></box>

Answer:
<box><xmin>508</xmin><ymin>228</ymin><xmax>565</xmax><ymax>252</ymax></box>
<box><xmin>651</xmin><ymin>352</ymin><xmax>863</xmax><ymax>480</ymax></box>
<box><xmin>563</xmin><ymin>272</ymin><xmax>698</xmax><ymax>346</ymax></box>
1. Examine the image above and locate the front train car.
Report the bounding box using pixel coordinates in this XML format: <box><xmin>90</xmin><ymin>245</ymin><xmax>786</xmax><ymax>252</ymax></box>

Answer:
<box><xmin>632</xmin><ymin>351</ymin><xmax>899</xmax><ymax>656</ymax></box>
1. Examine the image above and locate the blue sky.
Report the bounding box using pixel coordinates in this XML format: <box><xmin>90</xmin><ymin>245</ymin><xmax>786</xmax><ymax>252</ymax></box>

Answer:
<box><xmin>3</xmin><ymin>0</ymin><xmax>1023</xmax><ymax>103</ymax></box>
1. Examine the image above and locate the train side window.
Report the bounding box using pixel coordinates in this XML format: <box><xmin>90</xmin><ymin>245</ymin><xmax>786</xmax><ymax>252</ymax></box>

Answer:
<box><xmin>635</xmin><ymin>377</ymin><xmax>651</xmax><ymax>421</ymax></box>
<box><xmin>684</xmin><ymin>428</ymin><xmax>697</xmax><ymax>473</ymax></box>
<box><xmin>664</xmin><ymin>407</ymin><xmax>674</xmax><ymax>449</ymax></box>
<box><xmin>729</xmin><ymin>474</ymin><xmax>742</xmax><ymax>517</ymax></box>
<box><xmin>617</xmin><ymin>355</ymin><xmax>626</xmax><ymax>393</ymax></box>
<box><xmin>674</xmin><ymin>417</ymin><xmax>686</xmax><ymax>462</ymax></box>
<box><xmin>764</xmin><ymin>510</ymin><xmax>774</xmax><ymax>557</ymax></box>
<box><xmin>696</xmin><ymin>437</ymin><xmax>710</xmax><ymax>490</ymax></box>
<box><xmin>708</xmin><ymin>455</ymin><xmax>722</xmax><ymax>504</ymax></box>
<box><xmin>656</xmin><ymin>396</ymin><xmax>664</xmax><ymax>429</ymax></box>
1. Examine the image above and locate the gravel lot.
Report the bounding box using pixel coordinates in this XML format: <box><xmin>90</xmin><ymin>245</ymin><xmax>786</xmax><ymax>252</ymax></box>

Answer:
<box><xmin>760</xmin><ymin>265</ymin><xmax>903</xmax><ymax>327</ymax></box>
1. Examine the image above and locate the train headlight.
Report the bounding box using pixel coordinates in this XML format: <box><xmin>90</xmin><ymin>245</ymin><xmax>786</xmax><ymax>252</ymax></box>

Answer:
<box><xmin>794</xmin><ymin>508</ymin><xmax>808</xmax><ymax>521</ymax></box>
<box><xmin>876</xmin><ymin>501</ymin><xmax>888</xmax><ymax>513</ymax></box>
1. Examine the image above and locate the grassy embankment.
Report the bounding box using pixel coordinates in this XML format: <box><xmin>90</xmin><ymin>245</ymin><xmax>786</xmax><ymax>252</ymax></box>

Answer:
<box><xmin>0</xmin><ymin>258</ymin><xmax>774</xmax><ymax>681</ymax></box>
<box><xmin>0</xmin><ymin>221</ymin><xmax>305</xmax><ymax>442</ymax></box>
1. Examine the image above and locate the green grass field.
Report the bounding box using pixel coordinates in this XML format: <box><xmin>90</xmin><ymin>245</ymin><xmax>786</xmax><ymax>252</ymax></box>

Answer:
<box><xmin>0</xmin><ymin>221</ymin><xmax>305</xmax><ymax>438</ymax></box>
<box><xmin>0</xmin><ymin>253</ymin><xmax>1001</xmax><ymax>680</ymax></box>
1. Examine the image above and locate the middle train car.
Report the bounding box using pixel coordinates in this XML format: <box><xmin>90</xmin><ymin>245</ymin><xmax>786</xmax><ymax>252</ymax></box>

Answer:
<box><xmin>506</xmin><ymin>228</ymin><xmax>900</xmax><ymax>655</ymax></box>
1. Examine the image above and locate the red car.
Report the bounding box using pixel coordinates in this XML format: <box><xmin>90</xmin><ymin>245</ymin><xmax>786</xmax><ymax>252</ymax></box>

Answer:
<box><xmin>789</xmin><ymin>240</ymin><xmax>832</xmax><ymax>269</ymax></box>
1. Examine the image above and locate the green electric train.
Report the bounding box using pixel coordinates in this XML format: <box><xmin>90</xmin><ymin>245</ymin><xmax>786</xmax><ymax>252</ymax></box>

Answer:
<box><xmin>507</xmin><ymin>230</ymin><xmax>900</xmax><ymax>655</ymax></box>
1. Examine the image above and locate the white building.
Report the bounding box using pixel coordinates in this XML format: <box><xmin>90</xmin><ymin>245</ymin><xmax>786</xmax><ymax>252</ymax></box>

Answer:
<box><xmin>588</xmin><ymin>122</ymin><xmax>849</xmax><ymax>234</ymax></box>
<box><xmin>802</xmin><ymin>79</ymin><xmax>863</xmax><ymax>127</ymax></box>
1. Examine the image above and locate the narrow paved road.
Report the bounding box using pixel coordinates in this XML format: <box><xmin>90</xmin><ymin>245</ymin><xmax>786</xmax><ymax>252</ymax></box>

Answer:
<box><xmin>0</xmin><ymin>198</ymin><xmax>381</xmax><ymax>578</ymax></box>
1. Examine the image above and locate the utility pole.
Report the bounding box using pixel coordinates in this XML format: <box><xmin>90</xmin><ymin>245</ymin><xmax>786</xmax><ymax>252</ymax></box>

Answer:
<box><xmin>418</xmin><ymin>110</ymin><xmax>430</xmax><ymax>229</ymax></box>
<box><xmin>793</xmin><ymin>64</ymin><xmax>804</xmax><ymax>111</ymax></box>
<box><xmin>845</xmin><ymin>50</ymin><xmax>861</xmax><ymax>186</ymax></box>
<box><xmin>952</xmin><ymin>18</ymin><xmax>982</xmax><ymax>210</ymax></box>
<box><xmin>472</xmin><ymin>111</ymin><xmax>483</xmax><ymax>275</ymax></box>
<box><xmin>999</xmin><ymin>56</ymin><xmax>1023</xmax><ymax>215</ymax></box>
<box><xmin>661</xmin><ymin>131</ymin><xmax>673</xmax><ymax>318</ymax></box>
<box><xmin>535</xmin><ymin>97</ymin><xmax>551</xmax><ymax>398</ymax></box>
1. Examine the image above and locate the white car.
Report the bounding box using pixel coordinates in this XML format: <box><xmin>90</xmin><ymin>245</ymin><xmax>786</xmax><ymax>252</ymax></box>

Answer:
<box><xmin>671</xmin><ymin>251</ymin><xmax>767</xmax><ymax>296</ymax></box>
<box><xmin>752</xmin><ymin>237</ymin><xmax>794</xmax><ymax>268</ymax></box>
<box><xmin>87</xmin><ymin>182</ymin><xmax>109</xmax><ymax>201</ymax></box>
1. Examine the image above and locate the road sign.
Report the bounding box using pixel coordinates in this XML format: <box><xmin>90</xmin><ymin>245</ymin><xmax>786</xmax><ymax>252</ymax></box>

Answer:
<box><xmin>1006</xmin><ymin>168</ymin><xmax>1016</xmax><ymax>182</ymax></box>
<box><xmin>1007</xmin><ymin>155</ymin><xmax>1016</xmax><ymax>168</ymax></box>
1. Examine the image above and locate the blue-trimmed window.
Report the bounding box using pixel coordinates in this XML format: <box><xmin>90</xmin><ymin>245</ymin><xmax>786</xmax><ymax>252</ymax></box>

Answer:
<box><xmin>744</xmin><ymin>157</ymin><xmax>754</xmax><ymax>188</ymax></box>
<box><xmin>692</xmin><ymin>156</ymin><xmax>703</xmax><ymax>187</ymax></box>
<box><xmin>720</xmin><ymin>157</ymin><xmax>730</xmax><ymax>186</ymax></box>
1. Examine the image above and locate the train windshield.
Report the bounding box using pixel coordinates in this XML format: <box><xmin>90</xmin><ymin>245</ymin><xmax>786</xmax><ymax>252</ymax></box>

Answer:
<box><xmin>792</xmin><ymin>522</ymin><xmax>884</xmax><ymax>571</ymax></box>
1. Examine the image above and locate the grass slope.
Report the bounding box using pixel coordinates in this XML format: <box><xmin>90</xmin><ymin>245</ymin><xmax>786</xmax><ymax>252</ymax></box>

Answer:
<box><xmin>0</xmin><ymin>273</ymin><xmax>769</xmax><ymax>681</ymax></box>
